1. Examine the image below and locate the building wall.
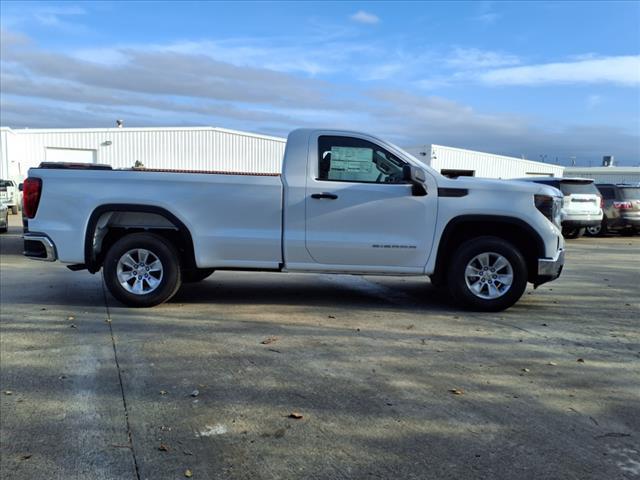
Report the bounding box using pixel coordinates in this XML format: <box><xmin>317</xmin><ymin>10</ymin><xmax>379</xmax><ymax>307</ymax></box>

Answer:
<box><xmin>4</xmin><ymin>127</ymin><xmax>571</xmax><ymax>183</ymax></box>
<box><xmin>564</xmin><ymin>167</ymin><xmax>640</xmax><ymax>184</ymax></box>
<box><xmin>1</xmin><ymin>127</ymin><xmax>287</xmax><ymax>181</ymax></box>
<box><xmin>0</xmin><ymin>128</ymin><xmax>14</xmax><ymax>180</ymax></box>
<box><xmin>406</xmin><ymin>144</ymin><xmax>564</xmax><ymax>179</ymax></box>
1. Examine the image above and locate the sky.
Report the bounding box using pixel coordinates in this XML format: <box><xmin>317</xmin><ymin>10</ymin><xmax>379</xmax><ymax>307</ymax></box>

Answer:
<box><xmin>1</xmin><ymin>1</ymin><xmax>639</xmax><ymax>166</ymax></box>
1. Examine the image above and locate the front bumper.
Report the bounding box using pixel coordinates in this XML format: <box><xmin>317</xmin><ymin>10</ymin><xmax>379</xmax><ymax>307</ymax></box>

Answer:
<box><xmin>535</xmin><ymin>248</ymin><xmax>565</xmax><ymax>287</ymax></box>
<box><xmin>23</xmin><ymin>233</ymin><xmax>57</xmax><ymax>261</ymax></box>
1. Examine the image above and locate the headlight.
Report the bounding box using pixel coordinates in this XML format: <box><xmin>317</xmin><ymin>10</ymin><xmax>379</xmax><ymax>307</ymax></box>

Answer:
<box><xmin>535</xmin><ymin>194</ymin><xmax>562</xmax><ymax>227</ymax></box>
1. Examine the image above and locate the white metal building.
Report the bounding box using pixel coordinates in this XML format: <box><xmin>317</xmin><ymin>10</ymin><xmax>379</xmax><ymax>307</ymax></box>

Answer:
<box><xmin>1</xmin><ymin>126</ymin><xmax>569</xmax><ymax>183</ymax></box>
<box><xmin>0</xmin><ymin>126</ymin><xmax>287</xmax><ymax>182</ymax></box>
<box><xmin>564</xmin><ymin>167</ymin><xmax>640</xmax><ymax>184</ymax></box>
<box><xmin>406</xmin><ymin>144</ymin><xmax>564</xmax><ymax>179</ymax></box>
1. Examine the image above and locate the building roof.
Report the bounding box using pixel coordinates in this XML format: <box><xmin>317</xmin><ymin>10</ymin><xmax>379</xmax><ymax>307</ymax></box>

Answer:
<box><xmin>0</xmin><ymin>126</ymin><xmax>287</xmax><ymax>143</ymax></box>
<box><xmin>565</xmin><ymin>166</ymin><xmax>640</xmax><ymax>174</ymax></box>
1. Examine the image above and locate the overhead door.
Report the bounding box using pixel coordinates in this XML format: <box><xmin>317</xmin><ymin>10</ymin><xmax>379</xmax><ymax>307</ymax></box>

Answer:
<box><xmin>45</xmin><ymin>148</ymin><xmax>97</xmax><ymax>163</ymax></box>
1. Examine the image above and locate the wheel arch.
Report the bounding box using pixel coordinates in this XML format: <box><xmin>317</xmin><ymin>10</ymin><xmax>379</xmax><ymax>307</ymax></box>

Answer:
<box><xmin>431</xmin><ymin>215</ymin><xmax>545</xmax><ymax>285</ymax></box>
<box><xmin>84</xmin><ymin>204</ymin><xmax>196</xmax><ymax>273</ymax></box>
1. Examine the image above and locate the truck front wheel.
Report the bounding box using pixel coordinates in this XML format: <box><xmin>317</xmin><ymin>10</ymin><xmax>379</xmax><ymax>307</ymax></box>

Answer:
<box><xmin>446</xmin><ymin>236</ymin><xmax>528</xmax><ymax>312</ymax></box>
<box><xmin>103</xmin><ymin>232</ymin><xmax>182</xmax><ymax>307</ymax></box>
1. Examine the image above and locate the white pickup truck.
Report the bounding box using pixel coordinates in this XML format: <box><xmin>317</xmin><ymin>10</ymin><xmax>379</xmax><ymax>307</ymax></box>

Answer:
<box><xmin>22</xmin><ymin>129</ymin><xmax>565</xmax><ymax>311</ymax></box>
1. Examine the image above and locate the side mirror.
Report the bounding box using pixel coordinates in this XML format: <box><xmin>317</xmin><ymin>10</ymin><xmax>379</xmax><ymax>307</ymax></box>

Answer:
<box><xmin>402</xmin><ymin>165</ymin><xmax>427</xmax><ymax>196</ymax></box>
<box><xmin>18</xmin><ymin>183</ymin><xmax>23</xmax><ymax>192</ymax></box>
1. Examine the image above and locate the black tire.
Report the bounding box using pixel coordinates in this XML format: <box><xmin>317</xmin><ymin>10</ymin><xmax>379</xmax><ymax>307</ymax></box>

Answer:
<box><xmin>103</xmin><ymin>232</ymin><xmax>182</xmax><ymax>307</ymax></box>
<box><xmin>562</xmin><ymin>227</ymin><xmax>585</xmax><ymax>239</ymax></box>
<box><xmin>182</xmin><ymin>268</ymin><xmax>215</xmax><ymax>283</ymax></box>
<box><xmin>446</xmin><ymin>236</ymin><xmax>528</xmax><ymax>312</ymax></box>
<box><xmin>10</xmin><ymin>206</ymin><xmax>18</xmax><ymax>215</ymax></box>
<box><xmin>585</xmin><ymin>223</ymin><xmax>602</xmax><ymax>237</ymax></box>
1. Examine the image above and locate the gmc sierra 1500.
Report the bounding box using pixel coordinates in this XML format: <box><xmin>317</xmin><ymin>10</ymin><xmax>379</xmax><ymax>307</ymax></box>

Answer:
<box><xmin>22</xmin><ymin>129</ymin><xmax>564</xmax><ymax>311</ymax></box>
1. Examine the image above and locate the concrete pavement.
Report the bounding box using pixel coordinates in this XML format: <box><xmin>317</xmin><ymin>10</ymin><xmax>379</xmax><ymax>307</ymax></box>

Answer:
<box><xmin>1</xmin><ymin>214</ymin><xmax>639</xmax><ymax>479</ymax></box>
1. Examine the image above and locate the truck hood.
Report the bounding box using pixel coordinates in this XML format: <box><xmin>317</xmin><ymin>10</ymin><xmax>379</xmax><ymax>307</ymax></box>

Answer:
<box><xmin>437</xmin><ymin>176</ymin><xmax>562</xmax><ymax>198</ymax></box>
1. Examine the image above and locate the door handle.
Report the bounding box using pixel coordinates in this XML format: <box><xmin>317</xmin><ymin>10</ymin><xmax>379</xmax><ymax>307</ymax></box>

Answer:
<box><xmin>311</xmin><ymin>193</ymin><xmax>338</xmax><ymax>200</ymax></box>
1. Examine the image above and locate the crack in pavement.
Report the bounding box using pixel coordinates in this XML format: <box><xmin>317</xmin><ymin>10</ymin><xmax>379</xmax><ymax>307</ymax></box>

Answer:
<box><xmin>101</xmin><ymin>272</ymin><xmax>141</xmax><ymax>480</ymax></box>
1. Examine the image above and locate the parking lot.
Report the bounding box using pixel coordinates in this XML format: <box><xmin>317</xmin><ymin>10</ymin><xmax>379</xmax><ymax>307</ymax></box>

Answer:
<box><xmin>1</xmin><ymin>213</ymin><xmax>639</xmax><ymax>479</ymax></box>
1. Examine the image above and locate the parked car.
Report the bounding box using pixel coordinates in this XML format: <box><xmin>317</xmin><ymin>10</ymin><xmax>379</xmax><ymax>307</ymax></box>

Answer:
<box><xmin>0</xmin><ymin>179</ymin><xmax>20</xmax><ymax>214</ymax></box>
<box><xmin>0</xmin><ymin>202</ymin><xmax>8</xmax><ymax>233</ymax></box>
<box><xmin>20</xmin><ymin>128</ymin><xmax>565</xmax><ymax>312</ymax></box>
<box><xmin>515</xmin><ymin>177</ymin><xmax>603</xmax><ymax>238</ymax></box>
<box><xmin>587</xmin><ymin>183</ymin><xmax>640</xmax><ymax>236</ymax></box>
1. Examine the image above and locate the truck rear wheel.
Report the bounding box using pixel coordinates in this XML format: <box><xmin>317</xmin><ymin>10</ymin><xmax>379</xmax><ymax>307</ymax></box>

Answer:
<box><xmin>103</xmin><ymin>232</ymin><xmax>182</xmax><ymax>307</ymax></box>
<box><xmin>446</xmin><ymin>236</ymin><xmax>528</xmax><ymax>312</ymax></box>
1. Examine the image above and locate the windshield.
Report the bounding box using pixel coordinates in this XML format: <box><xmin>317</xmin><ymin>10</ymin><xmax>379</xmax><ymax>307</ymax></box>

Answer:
<box><xmin>619</xmin><ymin>187</ymin><xmax>640</xmax><ymax>200</ymax></box>
<box><xmin>559</xmin><ymin>181</ymin><xmax>599</xmax><ymax>195</ymax></box>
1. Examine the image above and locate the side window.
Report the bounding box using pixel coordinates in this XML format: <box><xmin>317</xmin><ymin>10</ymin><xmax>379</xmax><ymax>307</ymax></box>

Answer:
<box><xmin>599</xmin><ymin>187</ymin><xmax>615</xmax><ymax>200</ymax></box>
<box><xmin>318</xmin><ymin>135</ymin><xmax>408</xmax><ymax>184</ymax></box>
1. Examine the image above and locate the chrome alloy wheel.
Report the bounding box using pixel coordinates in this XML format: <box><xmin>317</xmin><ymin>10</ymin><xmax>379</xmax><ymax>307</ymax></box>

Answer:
<box><xmin>586</xmin><ymin>225</ymin><xmax>601</xmax><ymax>235</ymax></box>
<box><xmin>464</xmin><ymin>252</ymin><xmax>514</xmax><ymax>300</ymax></box>
<box><xmin>116</xmin><ymin>248</ymin><xmax>164</xmax><ymax>295</ymax></box>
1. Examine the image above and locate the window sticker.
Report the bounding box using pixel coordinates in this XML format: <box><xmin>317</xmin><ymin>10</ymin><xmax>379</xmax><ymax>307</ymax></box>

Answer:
<box><xmin>330</xmin><ymin>147</ymin><xmax>373</xmax><ymax>174</ymax></box>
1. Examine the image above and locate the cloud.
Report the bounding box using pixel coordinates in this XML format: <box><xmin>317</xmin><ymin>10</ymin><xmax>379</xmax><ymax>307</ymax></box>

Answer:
<box><xmin>350</xmin><ymin>10</ymin><xmax>380</xmax><ymax>25</ymax></box>
<box><xmin>479</xmin><ymin>55</ymin><xmax>640</xmax><ymax>86</ymax></box>
<box><xmin>586</xmin><ymin>94</ymin><xmax>602</xmax><ymax>109</ymax></box>
<box><xmin>446</xmin><ymin>47</ymin><xmax>520</xmax><ymax>69</ymax></box>
<box><xmin>473</xmin><ymin>12</ymin><xmax>500</xmax><ymax>24</ymax></box>
<box><xmin>1</xmin><ymin>4</ymin><xmax>87</xmax><ymax>33</ymax></box>
<box><xmin>33</xmin><ymin>5</ymin><xmax>86</xmax><ymax>26</ymax></box>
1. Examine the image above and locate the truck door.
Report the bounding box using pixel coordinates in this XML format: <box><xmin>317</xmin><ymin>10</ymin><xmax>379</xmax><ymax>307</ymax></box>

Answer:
<box><xmin>304</xmin><ymin>134</ymin><xmax>438</xmax><ymax>271</ymax></box>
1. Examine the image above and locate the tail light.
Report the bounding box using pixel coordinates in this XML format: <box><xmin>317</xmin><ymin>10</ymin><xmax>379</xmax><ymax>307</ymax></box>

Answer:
<box><xmin>23</xmin><ymin>177</ymin><xmax>42</xmax><ymax>218</ymax></box>
<box><xmin>599</xmin><ymin>196</ymin><xmax>604</xmax><ymax>209</ymax></box>
<box><xmin>613</xmin><ymin>201</ymin><xmax>632</xmax><ymax>210</ymax></box>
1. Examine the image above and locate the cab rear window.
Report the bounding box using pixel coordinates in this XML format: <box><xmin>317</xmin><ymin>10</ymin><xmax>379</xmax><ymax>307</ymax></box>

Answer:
<box><xmin>619</xmin><ymin>187</ymin><xmax>640</xmax><ymax>200</ymax></box>
<box><xmin>558</xmin><ymin>181</ymin><xmax>598</xmax><ymax>195</ymax></box>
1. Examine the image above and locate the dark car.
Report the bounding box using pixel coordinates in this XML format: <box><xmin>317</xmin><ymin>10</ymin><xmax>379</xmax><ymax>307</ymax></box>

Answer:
<box><xmin>587</xmin><ymin>184</ymin><xmax>640</xmax><ymax>236</ymax></box>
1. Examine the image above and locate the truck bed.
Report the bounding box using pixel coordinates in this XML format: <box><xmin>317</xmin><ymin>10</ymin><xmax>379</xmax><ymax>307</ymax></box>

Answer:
<box><xmin>27</xmin><ymin>167</ymin><xmax>284</xmax><ymax>269</ymax></box>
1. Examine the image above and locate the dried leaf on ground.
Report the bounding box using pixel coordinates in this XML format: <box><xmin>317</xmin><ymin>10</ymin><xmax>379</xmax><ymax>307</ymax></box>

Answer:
<box><xmin>328</xmin><ymin>315</ymin><xmax>335</xmax><ymax>319</ymax></box>
<box><xmin>184</xmin><ymin>469</ymin><xmax>193</xmax><ymax>478</ymax></box>
<box><xmin>67</xmin><ymin>316</ymin><xmax>75</xmax><ymax>321</ymax></box>
<box><xmin>288</xmin><ymin>412</ymin><xmax>303</xmax><ymax>419</ymax></box>
<box><xmin>20</xmin><ymin>454</ymin><xmax>32</xmax><ymax>460</ymax></box>
<box><xmin>261</xmin><ymin>336</ymin><xmax>278</xmax><ymax>345</ymax></box>
<box><xmin>406</xmin><ymin>324</ymin><xmax>415</xmax><ymax>330</ymax></box>
<box><xmin>190</xmin><ymin>389</ymin><xmax>199</xmax><ymax>397</ymax></box>
<box><xmin>548</xmin><ymin>362</ymin><xmax>557</xmax><ymax>366</ymax></box>
<box><xmin>158</xmin><ymin>443</ymin><xmax>169</xmax><ymax>452</ymax></box>
<box><xmin>448</xmin><ymin>389</ymin><xmax>464</xmax><ymax>395</ymax></box>
<box><xmin>522</xmin><ymin>368</ymin><xmax>530</xmax><ymax>373</ymax></box>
